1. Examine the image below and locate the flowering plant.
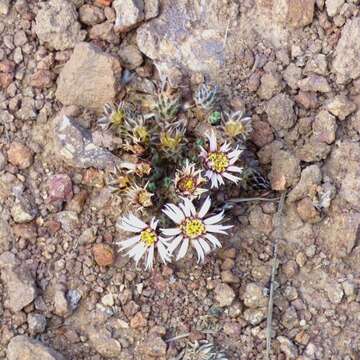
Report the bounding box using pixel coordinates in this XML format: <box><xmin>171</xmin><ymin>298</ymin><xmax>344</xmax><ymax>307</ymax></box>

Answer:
<box><xmin>98</xmin><ymin>80</ymin><xmax>266</xmax><ymax>269</ymax></box>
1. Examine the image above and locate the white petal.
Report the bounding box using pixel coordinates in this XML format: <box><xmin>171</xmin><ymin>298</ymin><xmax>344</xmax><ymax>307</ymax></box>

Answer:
<box><xmin>182</xmin><ymin>197</ymin><xmax>196</xmax><ymax>217</ymax></box>
<box><xmin>210</xmin><ymin>173</ymin><xmax>219</xmax><ymax>189</ymax></box>
<box><xmin>127</xmin><ymin>214</ymin><xmax>147</xmax><ymax>229</ymax></box>
<box><xmin>167</xmin><ymin>203</ymin><xmax>185</xmax><ymax>221</ymax></box>
<box><xmin>199</xmin><ymin>238</ymin><xmax>211</xmax><ymax>254</ymax></box>
<box><xmin>192</xmin><ymin>240</ymin><xmax>205</xmax><ymax>263</ymax></box>
<box><xmin>198</xmin><ymin>196</ymin><xmax>211</xmax><ymax>218</ymax></box>
<box><xmin>118</xmin><ymin>221</ymin><xmax>141</xmax><ymax>233</ymax></box>
<box><xmin>161</xmin><ymin>227</ymin><xmax>181</xmax><ymax>236</ymax></box>
<box><xmin>228</xmin><ymin>165</ymin><xmax>243</xmax><ymax>173</ymax></box>
<box><xmin>228</xmin><ymin>148</ymin><xmax>242</xmax><ymax>159</ymax></box>
<box><xmin>162</xmin><ymin>205</ymin><xmax>184</xmax><ymax>224</ymax></box>
<box><xmin>206</xmin><ymin>224</ymin><xmax>233</xmax><ymax>234</ymax></box>
<box><xmin>127</xmin><ymin>243</ymin><xmax>145</xmax><ymax>260</ymax></box>
<box><xmin>222</xmin><ymin>172</ymin><xmax>240</xmax><ymax>183</ymax></box>
<box><xmin>205</xmin><ymin>170</ymin><xmax>213</xmax><ymax>180</ymax></box>
<box><xmin>134</xmin><ymin>245</ymin><xmax>147</xmax><ymax>264</ymax></box>
<box><xmin>204</xmin><ymin>233</ymin><xmax>222</xmax><ymax>248</ymax></box>
<box><xmin>204</xmin><ymin>210</ymin><xmax>225</xmax><ymax>225</ymax></box>
<box><xmin>176</xmin><ymin>237</ymin><xmax>189</xmax><ymax>260</ymax></box>
<box><xmin>179</xmin><ymin>201</ymin><xmax>191</xmax><ymax>217</ymax></box>
<box><xmin>118</xmin><ymin>235</ymin><xmax>141</xmax><ymax>250</ymax></box>
<box><xmin>168</xmin><ymin>234</ymin><xmax>184</xmax><ymax>253</ymax></box>
<box><xmin>207</xmin><ymin>131</ymin><xmax>217</xmax><ymax>152</ymax></box>
<box><xmin>220</xmin><ymin>142</ymin><xmax>230</xmax><ymax>152</ymax></box>
<box><xmin>217</xmin><ymin>174</ymin><xmax>225</xmax><ymax>186</ymax></box>
<box><xmin>145</xmin><ymin>246</ymin><xmax>154</xmax><ymax>270</ymax></box>
<box><xmin>150</xmin><ymin>217</ymin><xmax>159</xmax><ymax>230</ymax></box>
<box><xmin>157</xmin><ymin>242</ymin><xmax>171</xmax><ymax>263</ymax></box>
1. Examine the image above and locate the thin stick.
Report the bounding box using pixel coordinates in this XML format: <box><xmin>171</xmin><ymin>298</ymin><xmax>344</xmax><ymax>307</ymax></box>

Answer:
<box><xmin>166</xmin><ymin>333</ymin><xmax>191</xmax><ymax>343</ymax></box>
<box><xmin>227</xmin><ymin>196</ymin><xmax>281</xmax><ymax>203</ymax></box>
<box><xmin>265</xmin><ymin>191</ymin><xmax>286</xmax><ymax>360</ymax></box>
<box><xmin>223</xmin><ymin>18</ymin><xmax>231</xmax><ymax>50</ymax></box>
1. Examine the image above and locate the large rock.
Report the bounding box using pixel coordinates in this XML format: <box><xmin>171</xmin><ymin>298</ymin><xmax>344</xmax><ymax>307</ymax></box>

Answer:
<box><xmin>56</xmin><ymin>42</ymin><xmax>122</xmax><ymax>113</ymax></box>
<box><xmin>136</xmin><ymin>0</ymin><xmax>314</xmax><ymax>81</ymax></box>
<box><xmin>333</xmin><ymin>17</ymin><xmax>360</xmax><ymax>84</ymax></box>
<box><xmin>0</xmin><ymin>252</ymin><xmax>37</xmax><ymax>312</ymax></box>
<box><xmin>113</xmin><ymin>0</ymin><xmax>145</xmax><ymax>32</ymax></box>
<box><xmin>265</xmin><ymin>94</ymin><xmax>295</xmax><ymax>131</ymax></box>
<box><xmin>35</xmin><ymin>0</ymin><xmax>86</xmax><ymax>50</ymax></box>
<box><xmin>53</xmin><ymin>114</ymin><xmax>122</xmax><ymax>169</ymax></box>
<box><xmin>7</xmin><ymin>335</ymin><xmax>65</xmax><ymax>360</ymax></box>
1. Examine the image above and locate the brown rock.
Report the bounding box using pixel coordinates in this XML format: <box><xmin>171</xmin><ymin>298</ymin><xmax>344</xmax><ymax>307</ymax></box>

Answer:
<box><xmin>296</xmin><ymin>198</ymin><xmax>321</xmax><ymax>223</ymax></box>
<box><xmin>66</xmin><ymin>190</ymin><xmax>88</xmax><ymax>213</ymax></box>
<box><xmin>214</xmin><ymin>283</ymin><xmax>235</xmax><ymax>307</ymax></box>
<box><xmin>130</xmin><ymin>311</ymin><xmax>147</xmax><ymax>328</ymax></box>
<box><xmin>118</xmin><ymin>44</ymin><xmax>143</xmax><ymax>70</ymax></box>
<box><xmin>312</xmin><ymin>110</ymin><xmax>337</xmax><ymax>144</ymax></box>
<box><xmin>298</xmin><ymin>75</ymin><xmax>331</xmax><ymax>93</ymax></box>
<box><xmin>95</xmin><ymin>0</ymin><xmax>112</xmax><ymax>5</ymax></box>
<box><xmin>249</xmin><ymin>206</ymin><xmax>273</xmax><ymax>235</ymax></box>
<box><xmin>56</xmin><ymin>42</ymin><xmax>122</xmax><ymax>113</ymax></box>
<box><xmin>7</xmin><ymin>142</ymin><xmax>33</xmax><ymax>169</ymax></box>
<box><xmin>113</xmin><ymin>0</ymin><xmax>144</xmax><ymax>32</ymax></box>
<box><xmin>93</xmin><ymin>243</ymin><xmax>114</xmax><ymax>266</ymax></box>
<box><xmin>142</xmin><ymin>334</ymin><xmax>167</xmax><ymax>357</ymax></box>
<box><xmin>296</xmin><ymin>139</ymin><xmax>331</xmax><ymax>162</ymax></box>
<box><xmin>30</xmin><ymin>69</ymin><xmax>55</xmax><ymax>88</ymax></box>
<box><xmin>265</xmin><ymin>93</ymin><xmax>295</xmax><ymax>131</ymax></box>
<box><xmin>287</xmin><ymin>0</ymin><xmax>315</xmax><ymax>28</ymax></box>
<box><xmin>79</xmin><ymin>4</ymin><xmax>105</xmax><ymax>25</ymax></box>
<box><xmin>250</xmin><ymin>118</ymin><xmax>274</xmax><ymax>147</ymax></box>
<box><xmin>269</xmin><ymin>150</ymin><xmax>300</xmax><ymax>190</ymax></box>
<box><xmin>82</xmin><ymin>168</ymin><xmax>104</xmax><ymax>187</ymax></box>
<box><xmin>257</xmin><ymin>71</ymin><xmax>283</xmax><ymax>100</ymax></box>
<box><xmin>295</xmin><ymin>91</ymin><xmax>318</xmax><ymax>109</ymax></box>
<box><xmin>47</xmin><ymin>174</ymin><xmax>73</xmax><ymax>203</ymax></box>
<box><xmin>326</xmin><ymin>95</ymin><xmax>356</xmax><ymax>120</ymax></box>
<box><xmin>0</xmin><ymin>72</ymin><xmax>13</xmax><ymax>88</ymax></box>
<box><xmin>0</xmin><ymin>60</ymin><xmax>16</xmax><ymax>73</ymax></box>
<box><xmin>243</xmin><ymin>283</ymin><xmax>267</xmax><ymax>308</ymax></box>
<box><xmin>88</xmin><ymin>22</ymin><xmax>119</xmax><ymax>44</ymax></box>
<box><xmin>283</xmin><ymin>63</ymin><xmax>302</xmax><ymax>89</ymax></box>
<box><xmin>304</xmin><ymin>54</ymin><xmax>328</xmax><ymax>76</ymax></box>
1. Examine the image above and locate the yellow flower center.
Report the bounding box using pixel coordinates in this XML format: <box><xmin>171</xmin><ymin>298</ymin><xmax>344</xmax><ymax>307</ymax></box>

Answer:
<box><xmin>225</xmin><ymin>120</ymin><xmax>245</xmax><ymax>138</ymax></box>
<box><xmin>160</xmin><ymin>132</ymin><xmax>182</xmax><ymax>150</ymax></box>
<box><xmin>133</xmin><ymin>126</ymin><xmax>150</xmax><ymax>143</ymax></box>
<box><xmin>111</xmin><ymin>110</ymin><xmax>125</xmax><ymax>126</ymax></box>
<box><xmin>137</xmin><ymin>190</ymin><xmax>152</xmax><ymax>207</ymax></box>
<box><xmin>178</xmin><ymin>176</ymin><xmax>196</xmax><ymax>194</ymax></box>
<box><xmin>207</xmin><ymin>152</ymin><xmax>229</xmax><ymax>173</ymax></box>
<box><xmin>140</xmin><ymin>229</ymin><xmax>157</xmax><ymax>247</ymax></box>
<box><xmin>181</xmin><ymin>218</ymin><xmax>206</xmax><ymax>239</ymax></box>
<box><xmin>136</xmin><ymin>162</ymin><xmax>152</xmax><ymax>177</ymax></box>
<box><xmin>116</xmin><ymin>175</ymin><xmax>130</xmax><ymax>190</ymax></box>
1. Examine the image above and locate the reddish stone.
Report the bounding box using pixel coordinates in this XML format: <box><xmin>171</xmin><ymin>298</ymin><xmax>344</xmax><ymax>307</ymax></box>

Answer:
<box><xmin>46</xmin><ymin>220</ymin><xmax>61</xmax><ymax>235</ymax></box>
<box><xmin>30</xmin><ymin>69</ymin><xmax>55</xmax><ymax>88</ymax></box>
<box><xmin>7</xmin><ymin>142</ymin><xmax>33</xmax><ymax>169</ymax></box>
<box><xmin>0</xmin><ymin>60</ymin><xmax>16</xmax><ymax>73</ymax></box>
<box><xmin>0</xmin><ymin>73</ymin><xmax>13</xmax><ymax>89</ymax></box>
<box><xmin>82</xmin><ymin>168</ymin><xmax>104</xmax><ymax>187</ymax></box>
<box><xmin>130</xmin><ymin>311</ymin><xmax>147</xmax><ymax>328</ymax></box>
<box><xmin>251</xmin><ymin>118</ymin><xmax>274</xmax><ymax>147</ymax></box>
<box><xmin>95</xmin><ymin>0</ymin><xmax>113</xmax><ymax>5</ymax></box>
<box><xmin>66</xmin><ymin>190</ymin><xmax>88</xmax><ymax>213</ymax></box>
<box><xmin>93</xmin><ymin>243</ymin><xmax>114</xmax><ymax>266</ymax></box>
<box><xmin>48</xmin><ymin>174</ymin><xmax>73</xmax><ymax>203</ymax></box>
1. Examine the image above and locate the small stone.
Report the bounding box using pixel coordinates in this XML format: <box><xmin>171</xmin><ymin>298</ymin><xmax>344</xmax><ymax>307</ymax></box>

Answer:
<box><xmin>142</xmin><ymin>334</ymin><xmax>167</xmax><ymax>357</ymax></box>
<box><xmin>11</xmin><ymin>199</ymin><xmax>37</xmax><ymax>223</ymax></box>
<box><xmin>296</xmin><ymin>198</ymin><xmax>321</xmax><ymax>223</ymax></box>
<box><xmin>223</xmin><ymin>322</ymin><xmax>242</xmax><ymax>337</ymax></box>
<box><xmin>30</xmin><ymin>69</ymin><xmax>55</xmax><ymax>88</ymax></box>
<box><xmin>277</xmin><ymin>336</ymin><xmax>298</xmax><ymax>359</ymax></box>
<box><xmin>28</xmin><ymin>313</ymin><xmax>47</xmax><ymax>335</ymax></box>
<box><xmin>295</xmin><ymin>331</ymin><xmax>310</xmax><ymax>346</ymax></box>
<box><xmin>221</xmin><ymin>270</ymin><xmax>240</xmax><ymax>284</ymax></box>
<box><xmin>304</xmin><ymin>54</ymin><xmax>328</xmax><ymax>76</ymax></box>
<box><xmin>287</xmin><ymin>0</ymin><xmax>315</xmax><ymax>28</ymax></box>
<box><xmin>35</xmin><ymin>0</ymin><xmax>86</xmax><ymax>50</ymax></box>
<box><xmin>257</xmin><ymin>71</ymin><xmax>283</xmax><ymax>100</ymax></box>
<box><xmin>113</xmin><ymin>0</ymin><xmax>145</xmax><ymax>32</ymax></box>
<box><xmin>295</xmin><ymin>91</ymin><xmax>318</xmax><ymax>109</ymax></box>
<box><xmin>54</xmin><ymin>286</ymin><xmax>71</xmax><ymax>317</ymax></box>
<box><xmin>7</xmin><ymin>142</ymin><xmax>33</xmax><ymax>169</ymax></box>
<box><xmin>118</xmin><ymin>44</ymin><xmax>143</xmax><ymax>70</ymax></box>
<box><xmin>282</xmin><ymin>260</ymin><xmax>299</xmax><ymax>278</ymax></box>
<box><xmin>93</xmin><ymin>243</ymin><xmax>114</xmax><ymax>266</ymax></box>
<box><xmin>283</xmin><ymin>63</ymin><xmax>302</xmax><ymax>89</ymax></box>
<box><xmin>130</xmin><ymin>311</ymin><xmax>147</xmax><ymax>328</ymax></box>
<box><xmin>214</xmin><ymin>283</ymin><xmax>235</xmax><ymax>307</ymax></box>
<box><xmin>243</xmin><ymin>283</ymin><xmax>267</xmax><ymax>308</ymax></box>
<box><xmin>56</xmin><ymin>211</ymin><xmax>79</xmax><ymax>233</ymax></box>
<box><xmin>0</xmin><ymin>0</ymin><xmax>10</xmax><ymax>15</ymax></box>
<box><xmin>312</xmin><ymin>110</ymin><xmax>337</xmax><ymax>144</ymax></box>
<box><xmin>0</xmin><ymin>72</ymin><xmax>13</xmax><ymax>88</ymax></box>
<box><xmin>67</xmin><ymin>289</ymin><xmax>82</xmax><ymax>310</ymax></box>
<box><xmin>96</xmin><ymin>0</ymin><xmax>112</xmax><ymax>5</ymax></box>
<box><xmin>250</xmin><ymin>118</ymin><xmax>274</xmax><ymax>147</ymax></box>
<box><xmin>79</xmin><ymin>227</ymin><xmax>97</xmax><ymax>244</ymax></box>
<box><xmin>79</xmin><ymin>4</ymin><xmax>106</xmax><ymax>25</ymax></box>
<box><xmin>296</xmin><ymin>139</ymin><xmax>331</xmax><ymax>162</ymax></box>
<box><xmin>0</xmin><ymin>60</ymin><xmax>15</xmax><ymax>73</ymax></box>
<box><xmin>288</xmin><ymin>165</ymin><xmax>322</xmax><ymax>203</ymax></box>
<box><xmin>66</xmin><ymin>190</ymin><xmax>88</xmax><ymax>213</ymax></box>
<box><xmin>88</xmin><ymin>327</ymin><xmax>122</xmax><ymax>358</ymax></box>
<box><xmin>342</xmin><ymin>281</ymin><xmax>356</xmax><ymax>297</ymax></box>
<box><xmin>265</xmin><ymin>93</ymin><xmax>296</xmax><ymax>131</ymax></box>
<box><xmin>326</xmin><ymin>95</ymin><xmax>356</xmax><ymax>120</ymax></box>
<box><xmin>326</xmin><ymin>0</ymin><xmax>345</xmax><ymax>17</ymax></box>
<box><xmin>88</xmin><ymin>22</ymin><xmax>119</xmax><ymax>43</ymax></box>
<box><xmin>0</xmin><ymin>252</ymin><xmax>37</xmax><ymax>312</ymax></box>
<box><xmin>7</xmin><ymin>336</ymin><xmax>65</xmax><ymax>360</ymax></box>
<box><xmin>47</xmin><ymin>174</ymin><xmax>73</xmax><ymax>203</ymax></box>
<box><xmin>243</xmin><ymin>308</ymin><xmax>266</xmax><ymax>325</ymax></box>
<box><xmin>326</xmin><ymin>282</ymin><xmax>343</xmax><ymax>304</ymax></box>
<box><xmin>295</xmin><ymin>252</ymin><xmax>306</xmax><ymax>267</ymax></box>
<box><xmin>101</xmin><ymin>293</ymin><xmax>114</xmax><ymax>307</ymax></box>
<box><xmin>56</xmin><ymin>42</ymin><xmax>121</xmax><ymax>113</ymax></box>
<box><xmin>270</xmin><ymin>150</ymin><xmax>300</xmax><ymax>191</ymax></box>
<box><xmin>298</xmin><ymin>75</ymin><xmax>331</xmax><ymax>93</ymax></box>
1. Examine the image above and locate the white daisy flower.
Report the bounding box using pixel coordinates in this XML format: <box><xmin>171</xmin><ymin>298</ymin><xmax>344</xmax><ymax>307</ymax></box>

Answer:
<box><xmin>126</xmin><ymin>183</ymin><xmax>153</xmax><ymax>213</ymax></box>
<box><xmin>174</xmin><ymin>160</ymin><xmax>208</xmax><ymax>199</ymax></box>
<box><xmin>161</xmin><ymin>196</ymin><xmax>232</xmax><ymax>263</ymax></box>
<box><xmin>117</xmin><ymin>214</ymin><xmax>171</xmax><ymax>270</ymax></box>
<box><xmin>222</xmin><ymin>110</ymin><xmax>253</xmax><ymax>141</ymax></box>
<box><xmin>200</xmin><ymin>131</ymin><xmax>243</xmax><ymax>189</ymax></box>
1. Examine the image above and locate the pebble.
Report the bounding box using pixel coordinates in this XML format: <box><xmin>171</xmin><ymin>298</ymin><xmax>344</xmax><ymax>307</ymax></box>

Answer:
<box><xmin>214</xmin><ymin>283</ymin><xmax>236</xmax><ymax>307</ymax></box>
<box><xmin>130</xmin><ymin>311</ymin><xmax>147</xmax><ymax>328</ymax></box>
<box><xmin>7</xmin><ymin>142</ymin><xmax>33</xmax><ymax>169</ymax></box>
<box><xmin>326</xmin><ymin>95</ymin><xmax>357</xmax><ymax>120</ymax></box>
<box><xmin>48</xmin><ymin>174</ymin><xmax>73</xmax><ymax>203</ymax></box>
<box><xmin>113</xmin><ymin>0</ymin><xmax>145</xmax><ymax>32</ymax></box>
<box><xmin>93</xmin><ymin>243</ymin><xmax>115</xmax><ymax>266</ymax></box>
<box><xmin>142</xmin><ymin>334</ymin><xmax>167</xmax><ymax>357</ymax></box>
<box><xmin>79</xmin><ymin>4</ymin><xmax>106</xmax><ymax>25</ymax></box>
<box><xmin>27</xmin><ymin>313</ymin><xmax>47</xmax><ymax>335</ymax></box>
<box><xmin>298</xmin><ymin>75</ymin><xmax>331</xmax><ymax>93</ymax></box>
<box><xmin>243</xmin><ymin>308</ymin><xmax>266</xmax><ymax>325</ymax></box>
<box><xmin>243</xmin><ymin>283</ymin><xmax>268</xmax><ymax>308</ymax></box>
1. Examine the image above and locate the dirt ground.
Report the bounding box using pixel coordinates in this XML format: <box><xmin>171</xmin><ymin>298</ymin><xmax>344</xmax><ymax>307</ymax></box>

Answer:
<box><xmin>1</xmin><ymin>0</ymin><xmax>360</xmax><ymax>359</ymax></box>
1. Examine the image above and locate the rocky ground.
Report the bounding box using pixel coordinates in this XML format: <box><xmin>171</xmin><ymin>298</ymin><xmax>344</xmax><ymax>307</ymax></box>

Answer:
<box><xmin>1</xmin><ymin>0</ymin><xmax>360</xmax><ymax>359</ymax></box>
